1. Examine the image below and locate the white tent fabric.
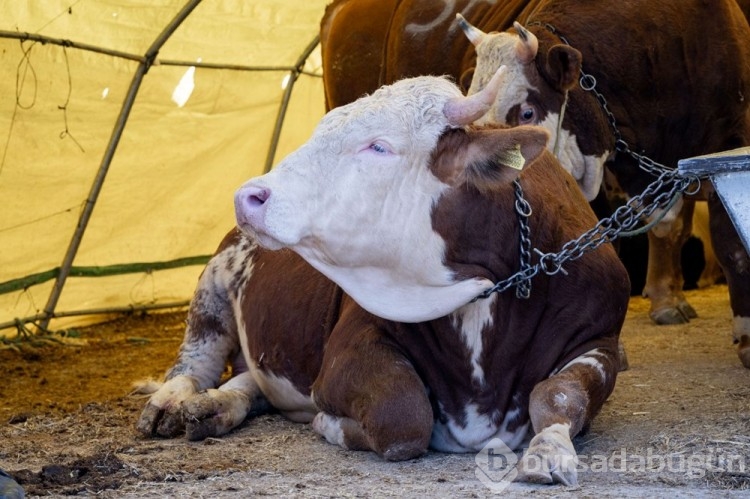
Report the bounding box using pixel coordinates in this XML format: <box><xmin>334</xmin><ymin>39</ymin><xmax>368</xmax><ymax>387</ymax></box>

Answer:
<box><xmin>0</xmin><ymin>0</ymin><xmax>328</xmax><ymax>332</ymax></box>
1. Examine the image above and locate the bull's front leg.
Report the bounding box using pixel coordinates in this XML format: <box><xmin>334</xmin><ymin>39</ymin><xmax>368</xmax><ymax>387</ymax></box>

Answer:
<box><xmin>708</xmin><ymin>194</ymin><xmax>750</xmax><ymax>368</ymax></box>
<box><xmin>310</xmin><ymin>323</ymin><xmax>433</xmax><ymax>461</ymax></box>
<box><xmin>180</xmin><ymin>353</ymin><xmax>270</xmax><ymax>440</ymax></box>
<box><xmin>136</xmin><ymin>301</ymin><xmax>240</xmax><ymax>437</ymax></box>
<box><xmin>643</xmin><ymin>198</ymin><xmax>696</xmax><ymax>324</ymax></box>
<box><xmin>515</xmin><ymin>347</ymin><xmax>619</xmax><ymax>486</ymax></box>
<box><xmin>137</xmin><ymin>252</ymin><xmax>259</xmax><ymax>438</ymax></box>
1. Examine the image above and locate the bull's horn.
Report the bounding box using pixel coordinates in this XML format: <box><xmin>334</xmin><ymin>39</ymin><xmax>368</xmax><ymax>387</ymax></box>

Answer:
<box><xmin>456</xmin><ymin>13</ymin><xmax>485</xmax><ymax>46</ymax></box>
<box><xmin>443</xmin><ymin>66</ymin><xmax>506</xmax><ymax>126</ymax></box>
<box><xmin>513</xmin><ymin>21</ymin><xmax>538</xmax><ymax>64</ymax></box>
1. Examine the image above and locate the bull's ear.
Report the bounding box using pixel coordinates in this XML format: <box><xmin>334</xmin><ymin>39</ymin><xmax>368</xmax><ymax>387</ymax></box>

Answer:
<box><xmin>542</xmin><ymin>45</ymin><xmax>582</xmax><ymax>91</ymax></box>
<box><xmin>463</xmin><ymin>125</ymin><xmax>550</xmax><ymax>190</ymax></box>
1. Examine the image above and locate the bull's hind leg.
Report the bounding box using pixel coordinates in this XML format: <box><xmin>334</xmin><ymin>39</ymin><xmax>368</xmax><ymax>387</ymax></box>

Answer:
<box><xmin>516</xmin><ymin>347</ymin><xmax>618</xmax><ymax>486</ymax></box>
<box><xmin>311</xmin><ymin>324</ymin><xmax>433</xmax><ymax>461</ymax></box>
<box><xmin>643</xmin><ymin>199</ymin><xmax>696</xmax><ymax>324</ymax></box>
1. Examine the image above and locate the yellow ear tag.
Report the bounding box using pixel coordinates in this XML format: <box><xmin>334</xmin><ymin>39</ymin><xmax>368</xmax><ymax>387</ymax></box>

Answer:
<box><xmin>498</xmin><ymin>143</ymin><xmax>525</xmax><ymax>170</ymax></box>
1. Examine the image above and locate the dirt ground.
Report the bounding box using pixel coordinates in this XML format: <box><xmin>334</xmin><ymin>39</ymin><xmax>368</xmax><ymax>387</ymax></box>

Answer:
<box><xmin>1</xmin><ymin>284</ymin><xmax>749</xmax><ymax>498</ymax></box>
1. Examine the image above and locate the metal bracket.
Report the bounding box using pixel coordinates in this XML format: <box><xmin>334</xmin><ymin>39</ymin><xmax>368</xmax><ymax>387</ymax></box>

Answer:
<box><xmin>678</xmin><ymin>146</ymin><xmax>750</xmax><ymax>253</ymax></box>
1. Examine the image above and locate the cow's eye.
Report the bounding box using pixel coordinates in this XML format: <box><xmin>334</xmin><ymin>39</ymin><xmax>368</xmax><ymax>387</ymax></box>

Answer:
<box><xmin>369</xmin><ymin>142</ymin><xmax>390</xmax><ymax>154</ymax></box>
<box><xmin>519</xmin><ymin>103</ymin><xmax>536</xmax><ymax>124</ymax></box>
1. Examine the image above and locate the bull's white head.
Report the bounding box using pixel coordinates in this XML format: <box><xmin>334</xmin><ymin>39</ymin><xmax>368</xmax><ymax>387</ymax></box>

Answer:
<box><xmin>457</xmin><ymin>14</ymin><xmax>609</xmax><ymax>201</ymax></box>
<box><xmin>235</xmin><ymin>70</ymin><xmax>548</xmax><ymax>323</ymax></box>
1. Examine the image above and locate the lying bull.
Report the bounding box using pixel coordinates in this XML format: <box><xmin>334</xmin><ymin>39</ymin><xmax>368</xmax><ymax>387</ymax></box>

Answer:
<box><xmin>138</xmin><ymin>72</ymin><xmax>630</xmax><ymax>485</ymax></box>
<box><xmin>458</xmin><ymin>0</ymin><xmax>750</xmax><ymax>363</ymax></box>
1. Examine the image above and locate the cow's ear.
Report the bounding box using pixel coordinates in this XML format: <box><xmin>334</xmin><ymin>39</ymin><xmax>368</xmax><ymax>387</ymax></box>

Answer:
<box><xmin>463</xmin><ymin>125</ymin><xmax>550</xmax><ymax>190</ymax></box>
<box><xmin>542</xmin><ymin>45</ymin><xmax>582</xmax><ymax>91</ymax></box>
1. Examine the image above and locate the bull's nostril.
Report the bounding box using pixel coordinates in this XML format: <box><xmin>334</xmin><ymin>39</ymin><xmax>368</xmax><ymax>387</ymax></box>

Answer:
<box><xmin>246</xmin><ymin>187</ymin><xmax>270</xmax><ymax>207</ymax></box>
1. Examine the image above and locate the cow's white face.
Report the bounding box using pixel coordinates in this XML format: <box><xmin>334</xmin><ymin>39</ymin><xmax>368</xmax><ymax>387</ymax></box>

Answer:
<box><xmin>460</xmin><ymin>18</ymin><xmax>609</xmax><ymax>201</ymax></box>
<box><xmin>235</xmin><ymin>73</ymin><xmax>547</xmax><ymax>323</ymax></box>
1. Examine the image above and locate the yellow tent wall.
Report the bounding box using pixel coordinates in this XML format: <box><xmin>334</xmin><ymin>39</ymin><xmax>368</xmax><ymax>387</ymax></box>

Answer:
<box><xmin>0</xmin><ymin>0</ymin><xmax>328</xmax><ymax>332</ymax></box>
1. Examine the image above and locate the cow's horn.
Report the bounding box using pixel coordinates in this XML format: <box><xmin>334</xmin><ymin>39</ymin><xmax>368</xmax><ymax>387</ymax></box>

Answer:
<box><xmin>456</xmin><ymin>14</ymin><xmax>485</xmax><ymax>46</ymax></box>
<box><xmin>443</xmin><ymin>66</ymin><xmax>505</xmax><ymax>126</ymax></box>
<box><xmin>513</xmin><ymin>21</ymin><xmax>538</xmax><ymax>64</ymax></box>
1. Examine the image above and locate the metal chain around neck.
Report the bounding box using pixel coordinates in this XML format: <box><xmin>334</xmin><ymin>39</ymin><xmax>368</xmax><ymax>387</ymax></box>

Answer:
<box><xmin>514</xmin><ymin>180</ymin><xmax>533</xmax><ymax>299</ymax></box>
<box><xmin>473</xmin><ymin>169</ymin><xmax>700</xmax><ymax>302</ymax></box>
<box><xmin>526</xmin><ymin>21</ymin><xmax>674</xmax><ymax>177</ymax></box>
<box><xmin>471</xmin><ymin>179</ymin><xmax>533</xmax><ymax>301</ymax></box>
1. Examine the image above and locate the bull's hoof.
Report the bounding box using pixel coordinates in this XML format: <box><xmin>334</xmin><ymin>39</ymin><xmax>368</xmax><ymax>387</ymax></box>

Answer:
<box><xmin>617</xmin><ymin>341</ymin><xmax>629</xmax><ymax>371</ymax></box>
<box><xmin>181</xmin><ymin>389</ymin><xmax>251</xmax><ymax>441</ymax></box>
<box><xmin>136</xmin><ymin>403</ymin><xmax>163</xmax><ymax>436</ymax></box>
<box><xmin>136</xmin><ymin>402</ymin><xmax>185</xmax><ymax>438</ymax></box>
<box><xmin>515</xmin><ymin>452</ymin><xmax>577</xmax><ymax>486</ymax></box>
<box><xmin>515</xmin><ymin>465</ymin><xmax>555</xmax><ymax>484</ymax></box>
<box><xmin>649</xmin><ymin>307</ymin><xmax>690</xmax><ymax>325</ymax></box>
<box><xmin>182</xmin><ymin>394</ymin><xmax>223</xmax><ymax>441</ymax></box>
<box><xmin>183</xmin><ymin>413</ymin><xmax>219</xmax><ymax>442</ymax></box>
<box><xmin>514</xmin><ymin>427</ymin><xmax>578</xmax><ymax>486</ymax></box>
<box><xmin>738</xmin><ymin>336</ymin><xmax>750</xmax><ymax>369</ymax></box>
<box><xmin>155</xmin><ymin>408</ymin><xmax>186</xmax><ymax>437</ymax></box>
<box><xmin>677</xmin><ymin>301</ymin><xmax>698</xmax><ymax>320</ymax></box>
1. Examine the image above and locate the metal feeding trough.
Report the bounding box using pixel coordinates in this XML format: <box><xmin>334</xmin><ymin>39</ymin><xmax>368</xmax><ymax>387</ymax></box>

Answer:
<box><xmin>678</xmin><ymin>146</ymin><xmax>750</xmax><ymax>253</ymax></box>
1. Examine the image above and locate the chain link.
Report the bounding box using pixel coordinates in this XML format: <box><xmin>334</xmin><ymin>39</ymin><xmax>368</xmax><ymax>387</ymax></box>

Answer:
<box><xmin>474</xmin><ymin>170</ymin><xmax>700</xmax><ymax>302</ymax></box>
<box><xmin>514</xmin><ymin>180</ymin><xmax>533</xmax><ymax>299</ymax></box>
<box><xmin>527</xmin><ymin>21</ymin><xmax>674</xmax><ymax>177</ymax></box>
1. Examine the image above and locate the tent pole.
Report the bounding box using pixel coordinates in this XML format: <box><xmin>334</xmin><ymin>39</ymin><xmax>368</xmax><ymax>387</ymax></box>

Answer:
<box><xmin>264</xmin><ymin>35</ymin><xmax>320</xmax><ymax>173</ymax></box>
<box><xmin>1</xmin><ymin>301</ymin><xmax>190</xmax><ymax>334</ymax></box>
<box><xmin>39</xmin><ymin>0</ymin><xmax>204</xmax><ymax>332</ymax></box>
<box><xmin>0</xmin><ymin>30</ymin><xmax>144</xmax><ymax>62</ymax></box>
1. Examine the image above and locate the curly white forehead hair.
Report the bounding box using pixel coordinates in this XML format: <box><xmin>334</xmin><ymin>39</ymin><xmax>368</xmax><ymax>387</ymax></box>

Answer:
<box><xmin>317</xmin><ymin>76</ymin><xmax>463</xmax><ymax>143</ymax></box>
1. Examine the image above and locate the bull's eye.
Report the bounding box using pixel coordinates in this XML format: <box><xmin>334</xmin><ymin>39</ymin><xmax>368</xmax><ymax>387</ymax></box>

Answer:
<box><xmin>369</xmin><ymin>142</ymin><xmax>389</xmax><ymax>154</ymax></box>
<box><xmin>519</xmin><ymin>103</ymin><xmax>536</xmax><ymax>124</ymax></box>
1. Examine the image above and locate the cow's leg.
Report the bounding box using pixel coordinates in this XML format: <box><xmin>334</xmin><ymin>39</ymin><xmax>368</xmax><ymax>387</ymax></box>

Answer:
<box><xmin>693</xmin><ymin>202</ymin><xmax>724</xmax><ymax>288</ymax></box>
<box><xmin>708</xmin><ymin>193</ymin><xmax>750</xmax><ymax>368</ymax></box>
<box><xmin>137</xmin><ymin>257</ymin><xmax>244</xmax><ymax>438</ymax></box>
<box><xmin>311</xmin><ymin>325</ymin><xmax>433</xmax><ymax>461</ymax></box>
<box><xmin>181</xmin><ymin>352</ymin><xmax>270</xmax><ymax>440</ymax></box>
<box><xmin>643</xmin><ymin>198</ymin><xmax>696</xmax><ymax>324</ymax></box>
<box><xmin>515</xmin><ymin>348</ymin><xmax>618</xmax><ymax>485</ymax></box>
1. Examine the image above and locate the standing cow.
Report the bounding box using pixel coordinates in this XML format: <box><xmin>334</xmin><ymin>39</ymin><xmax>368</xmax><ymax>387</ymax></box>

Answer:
<box><xmin>321</xmin><ymin>0</ymin><xmax>544</xmax><ymax>110</ymax></box>
<box><xmin>138</xmin><ymin>73</ymin><xmax>630</xmax><ymax>486</ymax></box>
<box><xmin>457</xmin><ymin>0</ymin><xmax>750</xmax><ymax>366</ymax></box>
<box><xmin>320</xmin><ymin>0</ymin><xmax>398</xmax><ymax>111</ymax></box>
<box><xmin>320</xmin><ymin>0</ymin><xmax>748</xmax><ymax>336</ymax></box>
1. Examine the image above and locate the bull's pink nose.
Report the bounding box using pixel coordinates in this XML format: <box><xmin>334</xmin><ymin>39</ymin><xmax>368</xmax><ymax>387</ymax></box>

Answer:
<box><xmin>235</xmin><ymin>185</ymin><xmax>271</xmax><ymax>225</ymax></box>
<box><xmin>245</xmin><ymin>186</ymin><xmax>270</xmax><ymax>207</ymax></box>
<box><xmin>237</xmin><ymin>185</ymin><xmax>270</xmax><ymax>209</ymax></box>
